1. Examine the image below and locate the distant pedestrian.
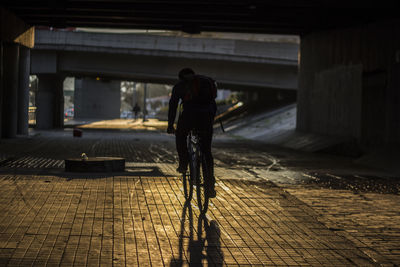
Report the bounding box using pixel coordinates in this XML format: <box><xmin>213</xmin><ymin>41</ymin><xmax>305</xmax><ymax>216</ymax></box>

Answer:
<box><xmin>132</xmin><ymin>103</ymin><xmax>141</xmax><ymax>120</ymax></box>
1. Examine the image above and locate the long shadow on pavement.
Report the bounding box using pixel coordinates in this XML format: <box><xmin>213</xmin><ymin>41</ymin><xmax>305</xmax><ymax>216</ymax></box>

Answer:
<box><xmin>170</xmin><ymin>198</ymin><xmax>224</xmax><ymax>266</ymax></box>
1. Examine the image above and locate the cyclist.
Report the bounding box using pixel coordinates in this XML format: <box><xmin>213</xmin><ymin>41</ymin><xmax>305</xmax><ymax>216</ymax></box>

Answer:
<box><xmin>167</xmin><ymin>68</ymin><xmax>217</xmax><ymax>198</ymax></box>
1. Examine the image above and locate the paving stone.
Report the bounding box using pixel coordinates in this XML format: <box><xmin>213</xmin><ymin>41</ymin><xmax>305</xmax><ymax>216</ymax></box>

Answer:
<box><xmin>0</xmin><ymin>130</ymin><xmax>397</xmax><ymax>265</ymax></box>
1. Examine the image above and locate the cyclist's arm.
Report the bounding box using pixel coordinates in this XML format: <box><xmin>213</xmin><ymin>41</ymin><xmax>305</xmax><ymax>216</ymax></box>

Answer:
<box><xmin>213</xmin><ymin>80</ymin><xmax>218</xmax><ymax>99</ymax></box>
<box><xmin>168</xmin><ymin>85</ymin><xmax>180</xmax><ymax>129</ymax></box>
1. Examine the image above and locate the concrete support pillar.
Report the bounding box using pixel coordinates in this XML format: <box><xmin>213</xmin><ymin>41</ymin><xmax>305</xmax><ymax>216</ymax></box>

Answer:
<box><xmin>133</xmin><ymin>82</ymin><xmax>137</xmax><ymax>107</ymax></box>
<box><xmin>0</xmin><ymin>42</ymin><xmax>3</xmax><ymax>137</ymax></box>
<box><xmin>54</xmin><ymin>78</ymin><xmax>64</xmax><ymax>129</ymax></box>
<box><xmin>1</xmin><ymin>43</ymin><xmax>19</xmax><ymax>138</ymax></box>
<box><xmin>74</xmin><ymin>78</ymin><xmax>120</xmax><ymax>119</ymax></box>
<box><xmin>36</xmin><ymin>74</ymin><xmax>64</xmax><ymax>129</ymax></box>
<box><xmin>385</xmin><ymin>63</ymin><xmax>400</xmax><ymax>145</ymax></box>
<box><xmin>17</xmin><ymin>46</ymin><xmax>30</xmax><ymax>135</ymax></box>
<box><xmin>142</xmin><ymin>83</ymin><xmax>147</xmax><ymax>122</ymax></box>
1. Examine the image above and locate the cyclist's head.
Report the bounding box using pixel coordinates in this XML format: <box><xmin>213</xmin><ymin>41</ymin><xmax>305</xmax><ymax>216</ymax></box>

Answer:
<box><xmin>178</xmin><ymin>68</ymin><xmax>195</xmax><ymax>81</ymax></box>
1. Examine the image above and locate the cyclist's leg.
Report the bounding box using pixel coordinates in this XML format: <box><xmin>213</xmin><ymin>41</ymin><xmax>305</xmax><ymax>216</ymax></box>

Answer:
<box><xmin>175</xmin><ymin>112</ymin><xmax>191</xmax><ymax>172</ymax></box>
<box><xmin>200</xmin><ymin>131</ymin><xmax>215</xmax><ymax>187</ymax></box>
<box><xmin>198</xmin><ymin>111</ymin><xmax>216</xmax><ymax>193</ymax></box>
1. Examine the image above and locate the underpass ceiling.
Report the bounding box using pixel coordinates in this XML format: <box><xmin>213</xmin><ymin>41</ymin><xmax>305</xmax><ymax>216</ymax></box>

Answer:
<box><xmin>1</xmin><ymin>1</ymin><xmax>398</xmax><ymax>35</ymax></box>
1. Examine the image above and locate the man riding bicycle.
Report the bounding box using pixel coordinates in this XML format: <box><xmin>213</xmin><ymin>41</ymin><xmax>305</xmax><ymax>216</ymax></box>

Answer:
<box><xmin>167</xmin><ymin>68</ymin><xmax>217</xmax><ymax>198</ymax></box>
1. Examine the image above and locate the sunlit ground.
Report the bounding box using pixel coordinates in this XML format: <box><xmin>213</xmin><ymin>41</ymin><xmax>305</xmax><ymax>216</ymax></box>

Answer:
<box><xmin>78</xmin><ymin>118</ymin><xmax>168</xmax><ymax>131</ymax></box>
<box><xmin>29</xmin><ymin>118</ymin><xmax>168</xmax><ymax>131</ymax></box>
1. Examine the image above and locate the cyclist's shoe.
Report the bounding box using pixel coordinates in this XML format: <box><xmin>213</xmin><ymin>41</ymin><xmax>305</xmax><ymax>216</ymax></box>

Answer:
<box><xmin>206</xmin><ymin>187</ymin><xmax>217</xmax><ymax>198</ymax></box>
<box><xmin>176</xmin><ymin>163</ymin><xmax>188</xmax><ymax>173</ymax></box>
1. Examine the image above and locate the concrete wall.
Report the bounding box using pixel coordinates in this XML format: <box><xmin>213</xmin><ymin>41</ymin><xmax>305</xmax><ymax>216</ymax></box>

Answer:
<box><xmin>311</xmin><ymin>65</ymin><xmax>362</xmax><ymax>138</ymax></box>
<box><xmin>297</xmin><ymin>20</ymin><xmax>400</xmax><ymax>147</ymax></box>
<box><xmin>74</xmin><ymin>78</ymin><xmax>121</xmax><ymax>119</ymax></box>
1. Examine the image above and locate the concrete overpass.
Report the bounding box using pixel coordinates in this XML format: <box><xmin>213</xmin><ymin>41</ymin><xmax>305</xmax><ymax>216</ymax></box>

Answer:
<box><xmin>1</xmin><ymin>3</ymin><xmax>400</xmax><ymax>153</ymax></box>
<box><xmin>29</xmin><ymin>29</ymin><xmax>298</xmax><ymax>128</ymax></box>
<box><xmin>31</xmin><ymin>29</ymin><xmax>298</xmax><ymax>91</ymax></box>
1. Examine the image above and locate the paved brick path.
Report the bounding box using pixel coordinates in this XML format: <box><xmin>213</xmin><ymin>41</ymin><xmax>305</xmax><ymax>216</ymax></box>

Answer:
<box><xmin>0</xmin><ymin>129</ymin><xmax>399</xmax><ymax>266</ymax></box>
<box><xmin>0</xmin><ymin>174</ymin><xmax>376</xmax><ymax>266</ymax></box>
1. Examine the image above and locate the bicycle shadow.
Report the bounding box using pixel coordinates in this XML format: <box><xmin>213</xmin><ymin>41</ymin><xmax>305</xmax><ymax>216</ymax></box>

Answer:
<box><xmin>169</xmin><ymin>199</ymin><xmax>224</xmax><ymax>266</ymax></box>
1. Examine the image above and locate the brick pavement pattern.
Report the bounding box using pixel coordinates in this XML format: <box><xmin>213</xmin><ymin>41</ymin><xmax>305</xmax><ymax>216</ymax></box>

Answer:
<box><xmin>0</xmin><ymin>130</ymin><xmax>398</xmax><ymax>266</ymax></box>
<box><xmin>0</xmin><ymin>174</ymin><xmax>376</xmax><ymax>266</ymax></box>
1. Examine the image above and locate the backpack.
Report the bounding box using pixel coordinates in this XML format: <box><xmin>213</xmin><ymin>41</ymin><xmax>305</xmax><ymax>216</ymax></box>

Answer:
<box><xmin>183</xmin><ymin>75</ymin><xmax>217</xmax><ymax>104</ymax></box>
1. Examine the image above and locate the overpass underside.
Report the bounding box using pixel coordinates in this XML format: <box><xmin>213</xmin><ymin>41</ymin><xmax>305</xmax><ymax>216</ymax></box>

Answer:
<box><xmin>30</xmin><ymin>28</ymin><xmax>298</xmax><ymax>92</ymax></box>
<box><xmin>27</xmin><ymin>29</ymin><xmax>299</xmax><ymax>127</ymax></box>
<box><xmin>53</xmin><ymin>50</ymin><xmax>298</xmax><ymax>92</ymax></box>
<box><xmin>1</xmin><ymin>7</ymin><xmax>400</xmax><ymax>153</ymax></box>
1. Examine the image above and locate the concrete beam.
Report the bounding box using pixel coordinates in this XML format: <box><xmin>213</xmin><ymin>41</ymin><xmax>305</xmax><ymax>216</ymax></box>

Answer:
<box><xmin>34</xmin><ymin>29</ymin><xmax>298</xmax><ymax>65</ymax></box>
<box><xmin>31</xmin><ymin>29</ymin><xmax>298</xmax><ymax>91</ymax></box>
<box><xmin>31</xmin><ymin>50</ymin><xmax>57</xmax><ymax>74</ymax></box>
<box><xmin>0</xmin><ymin>8</ymin><xmax>34</xmax><ymax>48</ymax></box>
<box><xmin>30</xmin><ymin>50</ymin><xmax>297</xmax><ymax>91</ymax></box>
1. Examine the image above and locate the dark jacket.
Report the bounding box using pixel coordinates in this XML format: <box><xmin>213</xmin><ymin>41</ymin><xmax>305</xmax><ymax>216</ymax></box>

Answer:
<box><xmin>168</xmin><ymin>75</ymin><xmax>217</xmax><ymax>128</ymax></box>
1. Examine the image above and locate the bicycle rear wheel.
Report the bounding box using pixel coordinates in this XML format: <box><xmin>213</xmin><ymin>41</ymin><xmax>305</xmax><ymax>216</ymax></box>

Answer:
<box><xmin>196</xmin><ymin>154</ymin><xmax>209</xmax><ymax>213</ymax></box>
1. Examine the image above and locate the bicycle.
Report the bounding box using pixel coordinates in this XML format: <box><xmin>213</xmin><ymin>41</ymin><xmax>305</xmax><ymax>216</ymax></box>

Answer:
<box><xmin>182</xmin><ymin>130</ymin><xmax>210</xmax><ymax>213</ymax></box>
